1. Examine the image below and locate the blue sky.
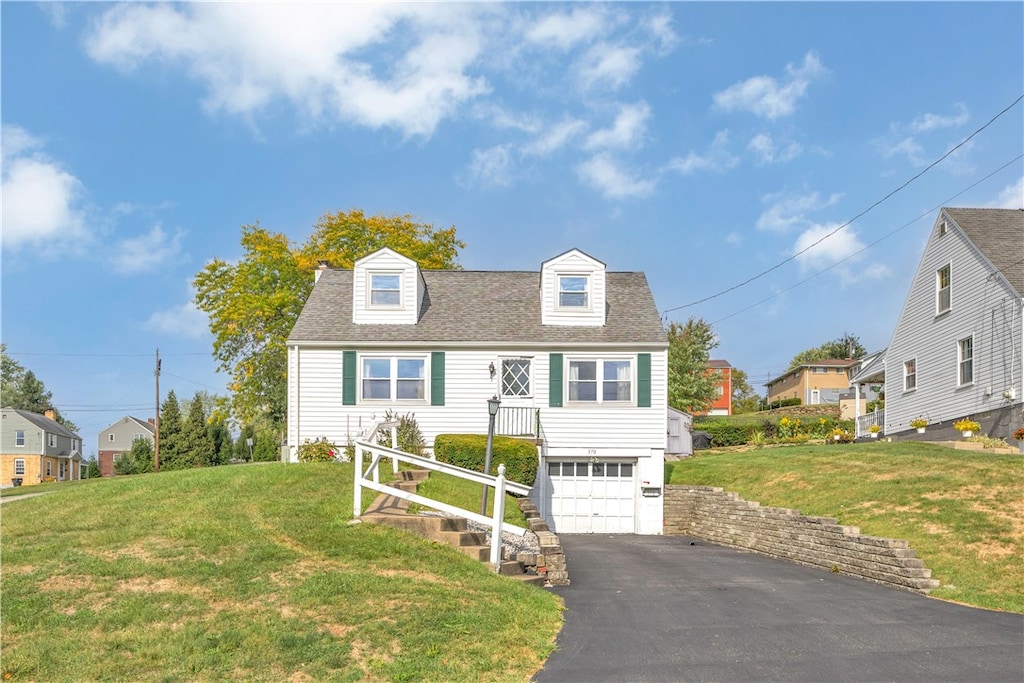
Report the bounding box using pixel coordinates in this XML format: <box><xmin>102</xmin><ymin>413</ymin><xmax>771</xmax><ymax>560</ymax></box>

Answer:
<box><xmin>2</xmin><ymin>2</ymin><xmax>1022</xmax><ymax>455</ymax></box>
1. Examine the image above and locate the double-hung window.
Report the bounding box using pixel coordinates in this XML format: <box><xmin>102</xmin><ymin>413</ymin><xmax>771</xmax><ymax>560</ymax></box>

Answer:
<box><xmin>958</xmin><ymin>337</ymin><xmax>973</xmax><ymax>386</ymax></box>
<box><xmin>501</xmin><ymin>358</ymin><xmax>531</xmax><ymax>398</ymax></box>
<box><xmin>48</xmin><ymin>434</ymin><xmax>56</xmax><ymax>448</ymax></box>
<box><xmin>558</xmin><ymin>275</ymin><xmax>589</xmax><ymax>309</ymax></box>
<box><xmin>15</xmin><ymin>430</ymin><xmax>25</xmax><ymax>447</ymax></box>
<box><xmin>369</xmin><ymin>273</ymin><xmax>402</xmax><ymax>307</ymax></box>
<box><xmin>568</xmin><ymin>358</ymin><xmax>632</xmax><ymax>403</ymax></box>
<box><xmin>936</xmin><ymin>264</ymin><xmax>951</xmax><ymax>315</ymax></box>
<box><xmin>361</xmin><ymin>356</ymin><xmax>425</xmax><ymax>401</ymax></box>
<box><xmin>14</xmin><ymin>459</ymin><xmax>25</xmax><ymax>475</ymax></box>
<box><xmin>903</xmin><ymin>359</ymin><xmax>917</xmax><ymax>391</ymax></box>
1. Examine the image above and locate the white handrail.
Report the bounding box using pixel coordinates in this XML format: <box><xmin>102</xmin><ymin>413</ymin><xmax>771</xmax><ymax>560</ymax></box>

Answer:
<box><xmin>352</xmin><ymin>439</ymin><xmax>532</xmax><ymax>572</ymax></box>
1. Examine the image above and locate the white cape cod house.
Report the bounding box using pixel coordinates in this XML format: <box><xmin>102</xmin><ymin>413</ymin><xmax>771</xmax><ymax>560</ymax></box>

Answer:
<box><xmin>859</xmin><ymin>208</ymin><xmax>1023</xmax><ymax>441</ymax></box>
<box><xmin>286</xmin><ymin>247</ymin><xmax>669</xmax><ymax>534</ymax></box>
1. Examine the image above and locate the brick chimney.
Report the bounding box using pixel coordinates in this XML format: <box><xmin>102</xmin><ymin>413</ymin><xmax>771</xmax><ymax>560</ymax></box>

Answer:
<box><xmin>44</xmin><ymin>408</ymin><xmax>57</xmax><ymax>421</ymax></box>
<box><xmin>315</xmin><ymin>260</ymin><xmax>330</xmax><ymax>283</ymax></box>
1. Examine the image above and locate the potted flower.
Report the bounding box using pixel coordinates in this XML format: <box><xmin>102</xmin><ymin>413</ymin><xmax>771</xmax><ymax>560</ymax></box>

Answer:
<box><xmin>1014</xmin><ymin>428</ymin><xmax>1024</xmax><ymax>453</ymax></box>
<box><xmin>954</xmin><ymin>418</ymin><xmax>981</xmax><ymax>437</ymax></box>
<box><xmin>910</xmin><ymin>417</ymin><xmax>928</xmax><ymax>433</ymax></box>
<box><xmin>868</xmin><ymin>424</ymin><xmax>881</xmax><ymax>438</ymax></box>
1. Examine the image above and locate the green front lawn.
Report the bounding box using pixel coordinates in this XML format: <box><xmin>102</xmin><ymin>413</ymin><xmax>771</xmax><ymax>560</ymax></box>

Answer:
<box><xmin>667</xmin><ymin>442</ymin><xmax>1024</xmax><ymax>613</ymax></box>
<box><xmin>1</xmin><ymin>463</ymin><xmax>562</xmax><ymax>681</ymax></box>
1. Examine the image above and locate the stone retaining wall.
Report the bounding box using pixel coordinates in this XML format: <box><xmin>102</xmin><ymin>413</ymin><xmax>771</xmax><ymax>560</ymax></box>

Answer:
<box><xmin>518</xmin><ymin>498</ymin><xmax>569</xmax><ymax>586</ymax></box>
<box><xmin>665</xmin><ymin>485</ymin><xmax>939</xmax><ymax>593</ymax></box>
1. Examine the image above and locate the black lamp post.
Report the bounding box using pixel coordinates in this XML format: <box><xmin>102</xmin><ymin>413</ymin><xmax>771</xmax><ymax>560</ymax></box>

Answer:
<box><xmin>480</xmin><ymin>395</ymin><xmax>501</xmax><ymax>515</ymax></box>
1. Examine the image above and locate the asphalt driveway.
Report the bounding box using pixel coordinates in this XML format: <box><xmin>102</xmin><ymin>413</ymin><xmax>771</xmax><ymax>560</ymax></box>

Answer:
<box><xmin>534</xmin><ymin>534</ymin><xmax>1023</xmax><ymax>683</ymax></box>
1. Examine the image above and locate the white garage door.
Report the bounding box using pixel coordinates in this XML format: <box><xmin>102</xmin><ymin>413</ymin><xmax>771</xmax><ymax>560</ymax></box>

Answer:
<box><xmin>548</xmin><ymin>460</ymin><xmax>636</xmax><ymax>533</ymax></box>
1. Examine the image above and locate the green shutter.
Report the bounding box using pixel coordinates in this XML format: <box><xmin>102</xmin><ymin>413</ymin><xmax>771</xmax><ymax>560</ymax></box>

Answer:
<box><xmin>637</xmin><ymin>353</ymin><xmax>651</xmax><ymax>408</ymax></box>
<box><xmin>549</xmin><ymin>353</ymin><xmax>563</xmax><ymax>407</ymax></box>
<box><xmin>431</xmin><ymin>352</ymin><xmax>445</xmax><ymax>406</ymax></box>
<box><xmin>343</xmin><ymin>351</ymin><xmax>357</xmax><ymax>405</ymax></box>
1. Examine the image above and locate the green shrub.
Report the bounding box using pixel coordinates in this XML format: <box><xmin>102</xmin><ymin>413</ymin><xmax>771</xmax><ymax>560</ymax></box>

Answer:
<box><xmin>433</xmin><ymin>434</ymin><xmax>539</xmax><ymax>486</ymax></box>
<box><xmin>699</xmin><ymin>420</ymin><xmax>756</xmax><ymax>447</ymax></box>
<box><xmin>297</xmin><ymin>437</ymin><xmax>340</xmax><ymax>462</ymax></box>
<box><xmin>376</xmin><ymin>410</ymin><xmax>425</xmax><ymax>456</ymax></box>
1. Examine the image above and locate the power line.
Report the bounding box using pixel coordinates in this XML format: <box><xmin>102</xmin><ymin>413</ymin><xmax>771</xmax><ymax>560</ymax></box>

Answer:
<box><xmin>708</xmin><ymin>154</ymin><xmax>1024</xmax><ymax>327</ymax></box>
<box><xmin>5</xmin><ymin>351</ymin><xmax>209</xmax><ymax>357</ymax></box>
<box><xmin>661</xmin><ymin>93</ymin><xmax>1024</xmax><ymax>316</ymax></box>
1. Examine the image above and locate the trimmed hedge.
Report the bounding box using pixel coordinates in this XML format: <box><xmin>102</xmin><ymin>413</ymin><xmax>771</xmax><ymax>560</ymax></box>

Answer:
<box><xmin>433</xmin><ymin>434</ymin><xmax>539</xmax><ymax>487</ymax></box>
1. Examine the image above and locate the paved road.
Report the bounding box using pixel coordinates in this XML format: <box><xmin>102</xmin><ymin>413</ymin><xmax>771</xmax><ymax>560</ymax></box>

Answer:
<box><xmin>534</xmin><ymin>534</ymin><xmax>1023</xmax><ymax>683</ymax></box>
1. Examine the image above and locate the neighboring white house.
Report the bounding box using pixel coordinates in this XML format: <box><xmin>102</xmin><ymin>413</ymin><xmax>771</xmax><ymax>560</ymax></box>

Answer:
<box><xmin>879</xmin><ymin>207</ymin><xmax>1023</xmax><ymax>441</ymax></box>
<box><xmin>286</xmin><ymin>247</ymin><xmax>669</xmax><ymax>534</ymax></box>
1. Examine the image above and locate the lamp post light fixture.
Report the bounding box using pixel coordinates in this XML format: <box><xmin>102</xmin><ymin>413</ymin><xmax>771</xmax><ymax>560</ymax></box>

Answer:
<box><xmin>480</xmin><ymin>395</ymin><xmax>502</xmax><ymax>516</ymax></box>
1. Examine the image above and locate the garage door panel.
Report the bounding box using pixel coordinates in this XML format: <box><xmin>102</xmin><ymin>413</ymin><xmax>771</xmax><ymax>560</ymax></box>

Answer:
<box><xmin>547</xmin><ymin>460</ymin><xmax>636</xmax><ymax>534</ymax></box>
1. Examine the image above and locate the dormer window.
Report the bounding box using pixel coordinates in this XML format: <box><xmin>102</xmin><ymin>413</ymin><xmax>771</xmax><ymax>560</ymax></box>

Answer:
<box><xmin>369</xmin><ymin>273</ymin><xmax>402</xmax><ymax>308</ymax></box>
<box><xmin>558</xmin><ymin>275</ymin><xmax>589</xmax><ymax>309</ymax></box>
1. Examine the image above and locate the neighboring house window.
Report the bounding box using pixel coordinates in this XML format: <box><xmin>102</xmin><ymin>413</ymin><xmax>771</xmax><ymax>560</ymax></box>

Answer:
<box><xmin>133</xmin><ymin>433</ymin><xmax>144</xmax><ymax>442</ymax></box>
<box><xmin>15</xmin><ymin>430</ymin><xmax>25</xmax><ymax>447</ymax></box>
<box><xmin>558</xmin><ymin>275</ymin><xmax>589</xmax><ymax>308</ymax></box>
<box><xmin>567</xmin><ymin>358</ymin><xmax>632</xmax><ymax>403</ymax></box>
<box><xmin>936</xmin><ymin>264</ymin><xmax>951</xmax><ymax>314</ymax></box>
<box><xmin>48</xmin><ymin>434</ymin><xmax>56</xmax><ymax>448</ymax></box>
<box><xmin>46</xmin><ymin>461</ymin><xmax>52</xmax><ymax>477</ymax></box>
<box><xmin>903</xmin><ymin>360</ymin><xmax>917</xmax><ymax>391</ymax></box>
<box><xmin>958</xmin><ymin>337</ymin><xmax>973</xmax><ymax>386</ymax></box>
<box><xmin>811</xmin><ymin>367</ymin><xmax>827</xmax><ymax>374</ymax></box>
<box><xmin>369</xmin><ymin>273</ymin><xmax>402</xmax><ymax>307</ymax></box>
<box><xmin>108</xmin><ymin>433</ymin><xmax>116</xmax><ymax>442</ymax></box>
<box><xmin>361</xmin><ymin>356</ymin><xmax>426</xmax><ymax>401</ymax></box>
<box><xmin>14</xmin><ymin>459</ymin><xmax>25</xmax><ymax>475</ymax></box>
<box><xmin>715</xmin><ymin>386</ymin><xmax>724</xmax><ymax>397</ymax></box>
<box><xmin>501</xmin><ymin>358</ymin><xmax>531</xmax><ymax>398</ymax></box>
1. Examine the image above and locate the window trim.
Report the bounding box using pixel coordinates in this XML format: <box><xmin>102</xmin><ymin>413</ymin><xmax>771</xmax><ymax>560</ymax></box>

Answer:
<box><xmin>14</xmin><ymin>459</ymin><xmax>25</xmax><ymax>476</ymax></box>
<box><xmin>957</xmin><ymin>336</ymin><xmax>974</xmax><ymax>387</ymax></box>
<box><xmin>359</xmin><ymin>354</ymin><xmax>428</xmax><ymax>403</ymax></box>
<box><xmin>936</xmin><ymin>263</ymin><xmax>951</xmax><ymax>316</ymax></box>
<box><xmin>108</xmin><ymin>433</ymin><xmax>116</xmax><ymax>442</ymax></box>
<box><xmin>556</xmin><ymin>274</ymin><xmax>591</xmax><ymax>311</ymax></box>
<box><xmin>565</xmin><ymin>356</ymin><xmax>634</xmax><ymax>405</ymax></box>
<box><xmin>500</xmin><ymin>357</ymin><xmax>533</xmax><ymax>399</ymax></box>
<box><xmin>15</xmin><ymin>430</ymin><xmax>25</xmax><ymax>447</ymax></box>
<box><xmin>903</xmin><ymin>358</ymin><xmax>917</xmax><ymax>392</ymax></box>
<box><xmin>48</xmin><ymin>434</ymin><xmax>56</xmax><ymax>448</ymax></box>
<box><xmin>368</xmin><ymin>271</ymin><xmax>404</xmax><ymax>309</ymax></box>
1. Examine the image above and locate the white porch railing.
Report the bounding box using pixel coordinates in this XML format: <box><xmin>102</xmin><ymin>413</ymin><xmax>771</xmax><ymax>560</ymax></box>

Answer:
<box><xmin>856</xmin><ymin>409</ymin><xmax>884</xmax><ymax>437</ymax></box>
<box><xmin>352</xmin><ymin>430</ymin><xmax>532</xmax><ymax>572</ymax></box>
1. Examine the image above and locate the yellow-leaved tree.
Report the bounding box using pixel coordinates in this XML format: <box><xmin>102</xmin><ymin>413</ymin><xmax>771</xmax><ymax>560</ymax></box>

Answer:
<box><xmin>194</xmin><ymin>210</ymin><xmax>464</xmax><ymax>431</ymax></box>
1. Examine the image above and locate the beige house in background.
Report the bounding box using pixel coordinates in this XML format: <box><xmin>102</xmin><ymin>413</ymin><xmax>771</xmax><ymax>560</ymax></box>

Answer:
<box><xmin>765</xmin><ymin>359</ymin><xmax>859</xmax><ymax>406</ymax></box>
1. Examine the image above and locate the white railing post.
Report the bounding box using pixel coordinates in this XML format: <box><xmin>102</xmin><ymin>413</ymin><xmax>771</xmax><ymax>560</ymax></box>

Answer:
<box><xmin>353</xmin><ymin>444</ymin><xmax>362</xmax><ymax>519</ymax></box>
<box><xmin>390</xmin><ymin>424</ymin><xmax>399</xmax><ymax>474</ymax></box>
<box><xmin>489</xmin><ymin>464</ymin><xmax>508</xmax><ymax>571</ymax></box>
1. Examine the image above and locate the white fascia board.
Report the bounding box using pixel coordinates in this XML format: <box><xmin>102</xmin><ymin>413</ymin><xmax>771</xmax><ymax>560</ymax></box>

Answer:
<box><xmin>287</xmin><ymin>340</ymin><xmax>668</xmax><ymax>350</ymax></box>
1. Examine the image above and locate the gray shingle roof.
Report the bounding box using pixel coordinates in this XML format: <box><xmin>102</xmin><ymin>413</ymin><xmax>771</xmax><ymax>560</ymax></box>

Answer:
<box><xmin>945</xmin><ymin>207</ymin><xmax>1024</xmax><ymax>296</ymax></box>
<box><xmin>288</xmin><ymin>269</ymin><xmax>667</xmax><ymax>346</ymax></box>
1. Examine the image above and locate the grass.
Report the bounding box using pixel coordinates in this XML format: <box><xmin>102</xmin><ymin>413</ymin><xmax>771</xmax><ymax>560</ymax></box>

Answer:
<box><xmin>666</xmin><ymin>441</ymin><xmax>1024</xmax><ymax>613</ymax></box>
<box><xmin>0</xmin><ymin>463</ymin><xmax>563</xmax><ymax>682</ymax></box>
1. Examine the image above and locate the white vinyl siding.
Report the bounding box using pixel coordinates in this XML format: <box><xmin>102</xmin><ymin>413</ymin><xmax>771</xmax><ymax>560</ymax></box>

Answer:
<box><xmin>885</xmin><ymin>213</ymin><xmax>1023</xmax><ymax>434</ymax></box>
<box><xmin>540</xmin><ymin>250</ymin><xmax>607</xmax><ymax>326</ymax></box>
<box><xmin>351</xmin><ymin>249</ymin><xmax>421</xmax><ymax>325</ymax></box>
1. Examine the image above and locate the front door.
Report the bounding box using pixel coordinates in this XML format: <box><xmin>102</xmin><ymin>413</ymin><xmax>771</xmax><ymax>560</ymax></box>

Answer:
<box><xmin>547</xmin><ymin>460</ymin><xmax>636</xmax><ymax>533</ymax></box>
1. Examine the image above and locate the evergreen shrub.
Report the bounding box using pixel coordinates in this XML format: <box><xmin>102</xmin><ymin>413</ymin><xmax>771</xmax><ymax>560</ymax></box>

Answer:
<box><xmin>433</xmin><ymin>434</ymin><xmax>539</xmax><ymax>486</ymax></box>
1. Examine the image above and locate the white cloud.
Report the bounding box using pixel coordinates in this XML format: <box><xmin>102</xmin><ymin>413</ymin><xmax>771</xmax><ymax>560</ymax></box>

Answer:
<box><xmin>990</xmin><ymin>177</ymin><xmax>1024</xmax><ymax>208</ymax></box>
<box><xmin>525</xmin><ymin>7</ymin><xmax>609</xmax><ymax>49</ymax></box>
<box><xmin>757</xmin><ymin>190</ymin><xmax>843</xmax><ymax>233</ymax></box>
<box><xmin>644</xmin><ymin>11</ymin><xmax>679</xmax><ymax>55</ymax></box>
<box><xmin>792</xmin><ymin>222</ymin><xmax>864</xmax><ymax>272</ymax></box>
<box><xmin>881</xmin><ymin>136</ymin><xmax>925</xmax><ymax>165</ymax></box>
<box><xmin>522</xmin><ymin>118</ymin><xmax>588</xmax><ymax>156</ymax></box>
<box><xmin>85</xmin><ymin>3</ymin><xmax>492</xmax><ymax>139</ymax></box>
<box><xmin>111</xmin><ymin>224</ymin><xmax>186</xmax><ymax>275</ymax></box>
<box><xmin>713</xmin><ymin>52</ymin><xmax>826</xmax><ymax>120</ymax></box>
<box><xmin>725</xmin><ymin>232</ymin><xmax>743</xmax><ymax>246</ymax></box>
<box><xmin>576</xmin><ymin>43</ymin><xmax>642</xmax><ymax>91</ymax></box>
<box><xmin>459</xmin><ymin>145</ymin><xmax>515</xmax><ymax>189</ymax></box>
<box><xmin>1</xmin><ymin>125</ymin><xmax>88</xmax><ymax>251</ymax></box>
<box><xmin>747</xmin><ymin>132</ymin><xmax>802</xmax><ymax>164</ymax></box>
<box><xmin>666</xmin><ymin>130</ymin><xmax>739</xmax><ymax>174</ymax></box>
<box><xmin>577</xmin><ymin>154</ymin><xmax>655</xmax><ymax>199</ymax></box>
<box><xmin>585</xmin><ymin>102</ymin><xmax>650</xmax><ymax>150</ymax></box>
<box><xmin>145</xmin><ymin>300</ymin><xmax>209</xmax><ymax>339</ymax></box>
<box><xmin>910</xmin><ymin>103</ymin><xmax>969</xmax><ymax>133</ymax></box>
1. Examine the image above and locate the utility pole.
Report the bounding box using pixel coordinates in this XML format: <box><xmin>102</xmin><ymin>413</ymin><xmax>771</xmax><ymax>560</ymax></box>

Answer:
<box><xmin>155</xmin><ymin>348</ymin><xmax>161</xmax><ymax>472</ymax></box>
